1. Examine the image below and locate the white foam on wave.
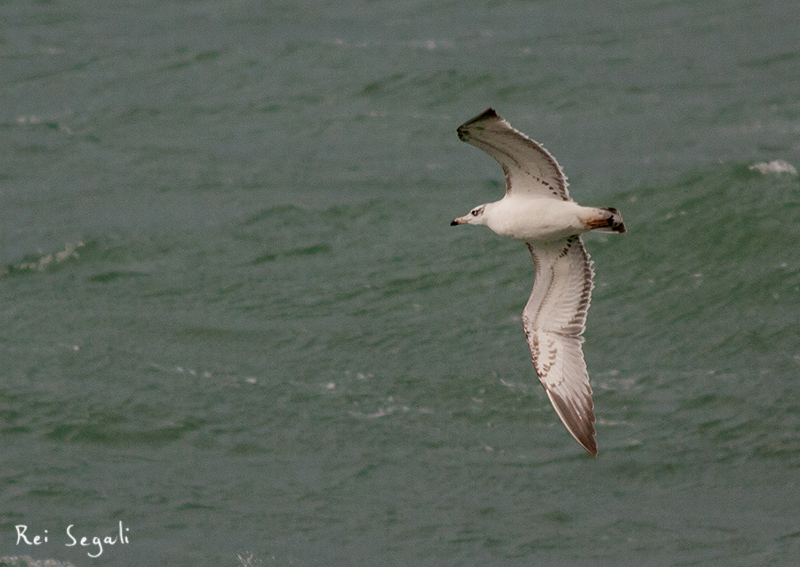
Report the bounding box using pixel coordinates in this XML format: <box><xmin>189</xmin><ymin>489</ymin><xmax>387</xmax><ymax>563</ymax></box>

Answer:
<box><xmin>0</xmin><ymin>556</ymin><xmax>76</xmax><ymax>567</ymax></box>
<box><xmin>5</xmin><ymin>241</ymin><xmax>85</xmax><ymax>275</ymax></box>
<box><xmin>749</xmin><ymin>160</ymin><xmax>797</xmax><ymax>175</ymax></box>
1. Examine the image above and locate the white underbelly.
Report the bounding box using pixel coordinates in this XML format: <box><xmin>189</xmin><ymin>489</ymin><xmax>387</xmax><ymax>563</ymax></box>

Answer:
<box><xmin>487</xmin><ymin>198</ymin><xmax>587</xmax><ymax>242</ymax></box>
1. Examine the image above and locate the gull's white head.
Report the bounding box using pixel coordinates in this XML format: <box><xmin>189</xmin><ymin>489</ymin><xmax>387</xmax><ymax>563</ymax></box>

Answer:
<box><xmin>451</xmin><ymin>204</ymin><xmax>489</xmax><ymax>226</ymax></box>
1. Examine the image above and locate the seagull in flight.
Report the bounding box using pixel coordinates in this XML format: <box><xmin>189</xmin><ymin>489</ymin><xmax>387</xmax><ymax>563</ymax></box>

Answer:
<box><xmin>451</xmin><ymin>108</ymin><xmax>625</xmax><ymax>456</ymax></box>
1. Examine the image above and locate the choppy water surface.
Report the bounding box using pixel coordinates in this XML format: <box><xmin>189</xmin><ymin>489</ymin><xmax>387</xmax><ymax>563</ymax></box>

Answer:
<box><xmin>2</xmin><ymin>1</ymin><xmax>799</xmax><ymax>565</ymax></box>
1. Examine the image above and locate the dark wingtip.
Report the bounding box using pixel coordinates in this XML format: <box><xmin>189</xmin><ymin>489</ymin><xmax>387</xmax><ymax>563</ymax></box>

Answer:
<box><xmin>457</xmin><ymin>108</ymin><xmax>500</xmax><ymax>140</ymax></box>
<box><xmin>579</xmin><ymin>435</ymin><xmax>598</xmax><ymax>457</ymax></box>
<box><xmin>546</xmin><ymin>390</ymin><xmax>598</xmax><ymax>457</ymax></box>
<box><xmin>576</xmin><ymin>428</ymin><xmax>598</xmax><ymax>457</ymax></box>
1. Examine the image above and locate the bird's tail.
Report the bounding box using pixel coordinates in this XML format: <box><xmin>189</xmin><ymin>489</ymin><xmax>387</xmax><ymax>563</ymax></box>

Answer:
<box><xmin>585</xmin><ymin>207</ymin><xmax>626</xmax><ymax>233</ymax></box>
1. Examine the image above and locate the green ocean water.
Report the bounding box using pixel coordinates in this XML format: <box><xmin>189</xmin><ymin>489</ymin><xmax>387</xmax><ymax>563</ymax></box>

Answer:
<box><xmin>2</xmin><ymin>1</ymin><xmax>799</xmax><ymax>565</ymax></box>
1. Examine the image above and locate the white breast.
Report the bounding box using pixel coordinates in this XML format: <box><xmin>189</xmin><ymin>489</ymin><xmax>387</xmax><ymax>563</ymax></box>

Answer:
<box><xmin>485</xmin><ymin>197</ymin><xmax>587</xmax><ymax>242</ymax></box>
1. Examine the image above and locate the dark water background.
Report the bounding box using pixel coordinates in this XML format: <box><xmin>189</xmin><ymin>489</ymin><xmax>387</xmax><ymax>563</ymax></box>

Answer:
<box><xmin>2</xmin><ymin>1</ymin><xmax>799</xmax><ymax>565</ymax></box>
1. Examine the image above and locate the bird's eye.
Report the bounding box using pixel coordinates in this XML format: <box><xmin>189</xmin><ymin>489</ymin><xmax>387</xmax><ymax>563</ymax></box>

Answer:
<box><xmin>471</xmin><ymin>209</ymin><xmax>479</xmax><ymax>216</ymax></box>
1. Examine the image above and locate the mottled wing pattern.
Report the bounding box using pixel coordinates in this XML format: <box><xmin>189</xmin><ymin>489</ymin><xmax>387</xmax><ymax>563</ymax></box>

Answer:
<box><xmin>457</xmin><ymin>108</ymin><xmax>571</xmax><ymax>201</ymax></box>
<box><xmin>523</xmin><ymin>236</ymin><xmax>597</xmax><ymax>455</ymax></box>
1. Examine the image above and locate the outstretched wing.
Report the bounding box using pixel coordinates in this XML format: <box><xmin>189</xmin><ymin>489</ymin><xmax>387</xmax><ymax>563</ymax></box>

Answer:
<box><xmin>523</xmin><ymin>236</ymin><xmax>597</xmax><ymax>455</ymax></box>
<box><xmin>457</xmin><ymin>108</ymin><xmax>571</xmax><ymax>201</ymax></box>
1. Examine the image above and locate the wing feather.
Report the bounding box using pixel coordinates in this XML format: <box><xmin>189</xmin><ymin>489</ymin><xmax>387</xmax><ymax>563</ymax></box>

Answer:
<box><xmin>457</xmin><ymin>108</ymin><xmax>571</xmax><ymax>201</ymax></box>
<box><xmin>522</xmin><ymin>236</ymin><xmax>597</xmax><ymax>456</ymax></box>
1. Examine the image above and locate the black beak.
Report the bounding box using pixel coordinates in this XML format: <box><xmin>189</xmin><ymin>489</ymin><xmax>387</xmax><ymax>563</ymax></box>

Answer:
<box><xmin>450</xmin><ymin>220</ymin><xmax>459</xmax><ymax>226</ymax></box>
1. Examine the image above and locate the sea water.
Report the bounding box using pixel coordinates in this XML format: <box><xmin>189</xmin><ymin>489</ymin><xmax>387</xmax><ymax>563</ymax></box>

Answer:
<box><xmin>2</xmin><ymin>0</ymin><xmax>799</xmax><ymax>565</ymax></box>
